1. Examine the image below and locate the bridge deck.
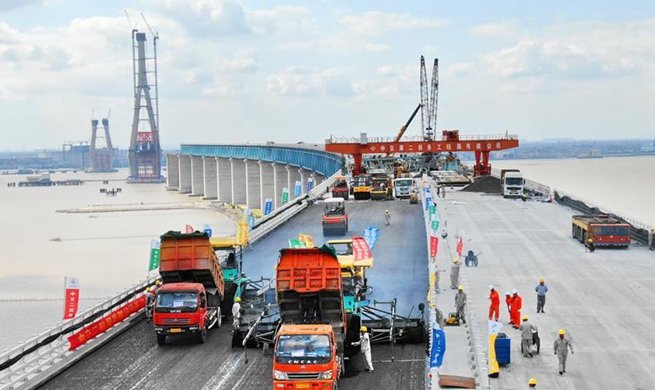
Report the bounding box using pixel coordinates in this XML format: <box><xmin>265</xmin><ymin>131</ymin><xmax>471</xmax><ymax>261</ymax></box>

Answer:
<box><xmin>40</xmin><ymin>201</ymin><xmax>428</xmax><ymax>390</ymax></box>
<box><xmin>440</xmin><ymin>190</ymin><xmax>655</xmax><ymax>390</ymax></box>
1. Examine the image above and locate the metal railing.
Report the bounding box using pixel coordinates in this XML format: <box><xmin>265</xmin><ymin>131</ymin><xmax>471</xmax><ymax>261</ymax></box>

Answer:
<box><xmin>0</xmin><ymin>171</ymin><xmax>340</xmax><ymax>390</ymax></box>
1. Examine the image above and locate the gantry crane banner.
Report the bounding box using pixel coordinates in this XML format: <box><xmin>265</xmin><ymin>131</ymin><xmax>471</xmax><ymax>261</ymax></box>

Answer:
<box><xmin>352</xmin><ymin>236</ymin><xmax>372</xmax><ymax>261</ymax></box>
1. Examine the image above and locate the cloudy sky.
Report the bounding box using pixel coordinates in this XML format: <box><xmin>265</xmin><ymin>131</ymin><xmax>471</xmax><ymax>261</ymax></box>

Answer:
<box><xmin>1</xmin><ymin>0</ymin><xmax>654</xmax><ymax>150</ymax></box>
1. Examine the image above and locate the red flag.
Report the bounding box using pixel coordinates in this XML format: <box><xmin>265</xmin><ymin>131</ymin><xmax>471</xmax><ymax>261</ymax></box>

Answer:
<box><xmin>456</xmin><ymin>237</ymin><xmax>463</xmax><ymax>257</ymax></box>
<box><xmin>185</xmin><ymin>224</ymin><xmax>194</xmax><ymax>233</ymax></box>
<box><xmin>352</xmin><ymin>236</ymin><xmax>372</xmax><ymax>261</ymax></box>
<box><xmin>430</xmin><ymin>235</ymin><xmax>439</xmax><ymax>258</ymax></box>
<box><xmin>63</xmin><ymin>277</ymin><xmax>80</xmax><ymax>320</ymax></box>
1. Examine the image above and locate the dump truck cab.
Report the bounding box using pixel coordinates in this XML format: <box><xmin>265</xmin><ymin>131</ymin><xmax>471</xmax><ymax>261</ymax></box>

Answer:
<box><xmin>393</xmin><ymin>178</ymin><xmax>414</xmax><ymax>199</ymax></box>
<box><xmin>273</xmin><ymin>324</ymin><xmax>340</xmax><ymax>388</ymax></box>
<box><xmin>331</xmin><ymin>175</ymin><xmax>349</xmax><ymax>200</ymax></box>
<box><xmin>322</xmin><ymin>198</ymin><xmax>348</xmax><ymax>236</ymax></box>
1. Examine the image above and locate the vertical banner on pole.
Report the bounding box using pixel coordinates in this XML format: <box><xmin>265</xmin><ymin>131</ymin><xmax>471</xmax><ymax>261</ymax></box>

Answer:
<box><xmin>364</xmin><ymin>227</ymin><xmax>380</xmax><ymax>250</ymax></box>
<box><xmin>488</xmin><ymin>320</ymin><xmax>503</xmax><ymax>377</ymax></box>
<box><xmin>430</xmin><ymin>324</ymin><xmax>446</xmax><ymax>368</ymax></box>
<box><xmin>148</xmin><ymin>239</ymin><xmax>161</xmax><ymax>272</ymax></box>
<box><xmin>430</xmin><ymin>235</ymin><xmax>439</xmax><ymax>259</ymax></box>
<box><xmin>426</xmin><ymin>195</ymin><xmax>432</xmax><ymax>211</ymax></box>
<box><xmin>63</xmin><ymin>277</ymin><xmax>80</xmax><ymax>320</ymax></box>
<box><xmin>288</xmin><ymin>239</ymin><xmax>303</xmax><ymax>248</ymax></box>
<box><xmin>236</xmin><ymin>221</ymin><xmax>249</xmax><ymax>246</ymax></box>
<box><xmin>264</xmin><ymin>198</ymin><xmax>273</xmax><ymax>216</ymax></box>
<box><xmin>281</xmin><ymin>188</ymin><xmax>289</xmax><ymax>204</ymax></box>
<box><xmin>294</xmin><ymin>181</ymin><xmax>302</xmax><ymax>196</ymax></box>
<box><xmin>306</xmin><ymin>178</ymin><xmax>314</xmax><ymax>193</ymax></box>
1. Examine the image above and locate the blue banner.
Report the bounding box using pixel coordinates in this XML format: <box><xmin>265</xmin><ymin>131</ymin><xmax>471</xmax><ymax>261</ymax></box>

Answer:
<box><xmin>294</xmin><ymin>181</ymin><xmax>302</xmax><ymax>196</ymax></box>
<box><xmin>425</xmin><ymin>196</ymin><xmax>432</xmax><ymax>211</ymax></box>
<box><xmin>246</xmin><ymin>209</ymin><xmax>255</xmax><ymax>230</ymax></box>
<box><xmin>430</xmin><ymin>325</ymin><xmax>446</xmax><ymax>368</ymax></box>
<box><xmin>203</xmin><ymin>224</ymin><xmax>212</xmax><ymax>238</ymax></box>
<box><xmin>364</xmin><ymin>226</ymin><xmax>379</xmax><ymax>250</ymax></box>
<box><xmin>306</xmin><ymin>178</ymin><xmax>314</xmax><ymax>192</ymax></box>
<box><xmin>264</xmin><ymin>198</ymin><xmax>273</xmax><ymax>216</ymax></box>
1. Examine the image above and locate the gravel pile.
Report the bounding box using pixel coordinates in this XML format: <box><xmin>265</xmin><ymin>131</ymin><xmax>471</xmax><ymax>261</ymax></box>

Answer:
<box><xmin>461</xmin><ymin>175</ymin><xmax>501</xmax><ymax>194</ymax></box>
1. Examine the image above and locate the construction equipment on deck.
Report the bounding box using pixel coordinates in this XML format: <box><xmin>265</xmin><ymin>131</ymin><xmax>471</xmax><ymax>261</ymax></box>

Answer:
<box><xmin>322</xmin><ymin>198</ymin><xmax>349</xmax><ymax>236</ymax></box>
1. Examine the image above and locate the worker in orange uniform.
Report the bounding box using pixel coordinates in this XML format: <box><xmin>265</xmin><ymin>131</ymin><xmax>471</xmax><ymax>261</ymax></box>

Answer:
<box><xmin>488</xmin><ymin>285</ymin><xmax>500</xmax><ymax>321</ymax></box>
<box><xmin>510</xmin><ymin>289</ymin><xmax>522</xmax><ymax>329</ymax></box>
<box><xmin>505</xmin><ymin>291</ymin><xmax>514</xmax><ymax>325</ymax></box>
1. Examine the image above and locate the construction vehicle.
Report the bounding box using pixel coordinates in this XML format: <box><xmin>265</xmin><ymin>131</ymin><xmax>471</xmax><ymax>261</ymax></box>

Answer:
<box><xmin>500</xmin><ymin>169</ymin><xmax>524</xmax><ymax>198</ymax></box>
<box><xmin>326</xmin><ymin>237</ymin><xmax>374</xmax><ymax>314</ymax></box>
<box><xmin>210</xmin><ymin>237</ymin><xmax>244</xmax><ymax>307</ymax></box>
<box><xmin>331</xmin><ymin>176</ymin><xmax>349</xmax><ymax>200</ymax></box>
<box><xmin>322</xmin><ymin>198</ymin><xmax>348</xmax><ymax>236</ymax></box>
<box><xmin>352</xmin><ymin>174</ymin><xmax>372</xmax><ymax>200</ymax></box>
<box><xmin>272</xmin><ymin>247</ymin><xmax>358</xmax><ymax>389</ymax></box>
<box><xmin>393</xmin><ymin>178</ymin><xmax>414</xmax><ymax>199</ymax></box>
<box><xmin>409</xmin><ymin>188</ymin><xmax>419</xmax><ymax>204</ymax></box>
<box><xmin>572</xmin><ymin>214</ymin><xmax>631</xmax><ymax>248</ymax></box>
<box><xmin>153</xmin><ymin>231</ymin><xmax>225</xmax><ymax>345</ymax></box>
<box><xmin>370</xmin><ymin>169</ymin><xmax>393</xmax><ymax>201</ymax></box>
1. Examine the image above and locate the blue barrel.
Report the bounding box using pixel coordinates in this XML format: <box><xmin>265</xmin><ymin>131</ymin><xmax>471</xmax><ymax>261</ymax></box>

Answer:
<box><xmin>495</xmin><ymin>337</ymin><xmax>511</xmax><ymax>365</ymax></box>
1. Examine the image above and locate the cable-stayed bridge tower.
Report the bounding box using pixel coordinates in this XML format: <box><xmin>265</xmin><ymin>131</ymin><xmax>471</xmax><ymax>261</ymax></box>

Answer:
<box><xmin>89</xmin><ymin>110</ymin><xmax>116</xmax><ymax>172</ymax></box>
<box><xmin>127</xmin><ymin>27</ymin><xmax>164</xmax><ymax>183</ymax></box>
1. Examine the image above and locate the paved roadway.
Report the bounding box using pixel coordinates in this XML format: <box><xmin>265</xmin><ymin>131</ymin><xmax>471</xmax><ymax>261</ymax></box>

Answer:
<box><xmin>40</xmin><ymin>200</ymin><xmax>428</xmax><ymax>390</ymax></box>
<box><xmin>439</xmin><ymin>190</ymin><xmax>655</xmax><ymax>390</ymax></box>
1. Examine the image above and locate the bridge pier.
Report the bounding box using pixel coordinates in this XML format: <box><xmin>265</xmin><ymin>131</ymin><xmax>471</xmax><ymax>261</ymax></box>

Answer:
<box><xmin>217</xmin><ymin>157</ymin><xmax>232</xmax><ymax>202</ymax></box>
<box><xmin>203</xmin><ymin>156</ymin><xmax>217</xmax><ymax>200</ymax></box>
<box><xmin>190</xmin><ymin>156</ymin><xmax>204</xmax><ymax>196</ymax></box>
<box><xmin>287</xmin><ymin>166</ymin><xmax>301</xmax><ymax>200</ymax></box>
<box><xmin>179</xmin><ymin>155</ymin><xmax>192</xmax><ymax>194</ymax></box>
<box><xmin>273</xmin><ymin>163</ymin><xmax>287</xmax><ymax>209</ymax></box>
<box><xmin>246</xmin><ymin>160</ymin><xmax>261</xmax><ymax>210</ymax></box>
<box><xmin>166</xmin><ymin>154</ymin><xmax>180</xmax><ymax>190</ymax></box>
<box><xmin>260</xmin><ymin>161</ymin><xmax>275</xmax><ymax>212</ymax></box>
<box><xmin>231</xmin><ymin>158</ymin><xmax>247</xmax><ymax>206</ymax></box>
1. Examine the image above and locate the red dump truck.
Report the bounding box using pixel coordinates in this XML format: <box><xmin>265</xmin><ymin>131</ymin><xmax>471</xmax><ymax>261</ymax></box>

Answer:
<box><xmin>272</xmin><ymin>247</ymin><xmax>360</xmax><ymax>389</ymax></box>
<box><xmin>572</xmin><ymin>214</ymin><xmax>631</xmax><ymax>248</ymax></box>
<box><xmin>153</xmin><ymin>231</ymin><xmax>225</xmax><ymax>345</ymax></box>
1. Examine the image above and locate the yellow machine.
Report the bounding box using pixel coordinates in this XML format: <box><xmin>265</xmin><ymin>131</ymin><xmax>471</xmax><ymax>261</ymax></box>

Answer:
<box><xmin>352</xmin><ymin>174</ymin><xmax>372</xmax><ymax>200</ymax></box>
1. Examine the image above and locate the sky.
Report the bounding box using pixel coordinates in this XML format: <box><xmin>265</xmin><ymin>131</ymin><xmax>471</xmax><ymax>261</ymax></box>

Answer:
<box><xmin>1</xmin><ymin>0</ymin><xmax>655</xmax><ymax>150</ymax></box>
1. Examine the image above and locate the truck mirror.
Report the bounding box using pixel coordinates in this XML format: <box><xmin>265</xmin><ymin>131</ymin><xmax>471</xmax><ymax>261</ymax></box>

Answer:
<box><xmin>418</xmin><ymin>303</ymin><xmax>425</xmax><ymax>312</ymax></box>
<box><xmin>200</xmin><ymin>298</ymin><xmax>206</xmax><ymax>307</ymax></box>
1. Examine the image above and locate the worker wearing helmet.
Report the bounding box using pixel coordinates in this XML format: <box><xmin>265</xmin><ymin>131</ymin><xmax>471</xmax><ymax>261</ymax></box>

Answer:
<box><xmin>488</xmin><ymin>285</ymin><xmax>500</xmax><ymax>321</ymax></box>
<box><xmin>535</xmin><ymin>278</ymin><xmax>548</xmax><ymax>313</ymax></box>
<box><xmin>450</xmin><ymin>257</ymin><xmax>461</xmax><ymax>289</ymax></box>
<box><xmin>585</xmin><ymin>237</ymin><xmax>595</xmax><ymax>253</ymax></box>
<box><xmin>519</xmin><ymin>315</ymin><xmax>535</xmax><ymax>358</ymax></box>
<box><xmin>145</xmin><ymin>287</ymin><xmax>155</xmax><ymax>322</ymax></box>
<box><xmin>554</xmin><ymin>329</ymin><xmax>574</xmax><ymax>375</ymax></box>
<box><xmin>455</xmin><ymin>285</ymin><xmax>467</xmax><ymax>324</ymax></box>
<box><xmin>505</xmin><ymin>291</ymin><xmax>514</xmax><ymax>325</ymax></box>
<box><xmin>511</xmin><ymin>289</ymin><xmax>522</xmax><ymax>329</ymax></box>
<box><xmin>384</xmin><ymin>210</ymin><xmax>391</xmax><ymax>226</ymax></box>
<box><xmin>648</xmin><ymin>226</ymin><xmax>654</xmax><ymax>251</ymax></box>
<box><xmin>529</xmin><ymin>378</ymin><xmax>537</xmax><ymax>388</ymax></box>
<box><xmin>232</xmin><ymin>297</ymin><xmax>242</xmax><ymax>332</ymax></box>
<box><xmin>352</xmin><ymin>326</ymin><xmax>373</xmax><ymax>372</ymax></box>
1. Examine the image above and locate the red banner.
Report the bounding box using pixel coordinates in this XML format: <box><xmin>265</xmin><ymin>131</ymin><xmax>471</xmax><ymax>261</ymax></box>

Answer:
<box><xmin>456</xmin><ymin>237</ymin><xmax>463</xmax><ymax>257</ymax></box>
<box><xmin>430</xmin><ymin>235</ymin><xmax>439</xmax><ymax>258</ymax></box>
<box><xmin>185</xmin><ymin>224</ymin><xmax>194</xmax><ymax>233</ymax></box>
<box><xmin>68</xmin><ymin>295</ymin><xmax>146</xmax><ymax>351</ymax></box>
<box><xmin>63</xmin><ymin>277</ymin><xmax>80</xmax><ymax>320</ymax></box>
<box><xmin>352</xmin><ymin>236</ymin><xmax>372</xmax><ymax>261</ymax></box>
<box><xmin>137</xmin><ymin>132</ymin><xmax>154</xmax><ymax>143</ymax></box>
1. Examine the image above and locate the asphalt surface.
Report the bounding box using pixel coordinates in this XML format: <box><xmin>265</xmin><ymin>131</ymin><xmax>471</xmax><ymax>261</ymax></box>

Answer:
<box><xmin>440</xmin><ymin>191</ymin><xmax>655</xmax><ymax>390</ymax></box>
<box><xmin>40</xmin><ymin>200</ymin><xmax>428</xmax><ymax>390</ymax></box>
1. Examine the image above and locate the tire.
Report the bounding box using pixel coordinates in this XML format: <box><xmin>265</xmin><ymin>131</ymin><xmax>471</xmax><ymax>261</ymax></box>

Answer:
<box><xmin>198</xmin><ymin>326</ymin><xmax>207</xmax><ymax>344</ymax></box>
<box><xmin>217</xmin><ymin>307</ymin><xmax>222</xmax><ymax>328</ymax></box>
<box><xmin>332</xmin><ymin>381</ymin><xmax>338</xmax><ymax>390</ymax></box>
<box><xmin>156</xmin><ymin>334</ymin><xmax>166</xmax><ymax>346</ymax></box>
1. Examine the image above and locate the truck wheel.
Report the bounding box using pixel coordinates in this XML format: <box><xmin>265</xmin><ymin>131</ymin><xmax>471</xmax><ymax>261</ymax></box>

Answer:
<box><xmin>156</xmin><ymin>334</ymin><xmax>166</xmax><ymax>346</ymax></box>
<box><xmin>198</xmin><ymin>326</ymin><xmax>207</xmax><ymax>344</ymax></box>
<box><xmin>217</xmin><ymin>307</ymin><xmax>222</xmax><ymax>328</ymax></box>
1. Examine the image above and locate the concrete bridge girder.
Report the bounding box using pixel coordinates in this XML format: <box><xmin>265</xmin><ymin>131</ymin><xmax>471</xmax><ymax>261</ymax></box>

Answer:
<box><xmin>231</xmin><ymin>158</ymin><xmax>247</xmax><ymax>206</ymax></box>
<box><xmin>259</xmin><ymin>161</ymin><xmax>275</xmax><ymax>212</ymax></box>
<box><xmin>246</xmin><ymin>160</ymin><xmax>261</xmax><ymax>210</ymax></box>
<box><xmin>203</xmin><ymin>156</ymin><xmax>217</xmax><ymax>200</ymax></box>
<box><xmin>217</xmin><ymin>157</ymin><xmax>232</xmax><ymax>202</ymax></box>
<box><xmin>190</xmin><ymin>156</ymin><xmax>204</xmax><ymax>196</ymax></box>
<box><xmin>179</xmin><ymin>155</ymin><xmax>192</xmax><ymax>194</ymax></box>
<box><xmin>166</xmin><ymin>155</ymin><xmax>180</xmax><ymax>190</ymax></box>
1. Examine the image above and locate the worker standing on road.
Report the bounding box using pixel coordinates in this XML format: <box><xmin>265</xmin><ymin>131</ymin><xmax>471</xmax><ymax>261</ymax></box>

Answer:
<box><xmin>649</xmin><ymin>227</ymin><xmax>654</xmax><ymax>251</ymax></box>
<box><xmin>384</xmin><ymin>210</ymin><xmax>391</xmax><ymax>226</ymax></box>
<box><xmin>145</xmin><ymin>287</ymin><xmax>154</xmax><ymax>322</ymax></box>
<box><xmin>435</xmin><ymin>306</ymin><xmax>445</xmax><ymax>329</ymax></box>
<box><xmin>488</xmin><ymin>285</ymin><xmax>500</xmax><ymax>321</ymax></box>
<box><xmin>352</xmin><ymin>326</ymin><xmax>374</xmax><ymax>372</ymax></box>
<box><xmin>450</xmin><ymin>257</ymin><xmax>461</xmax><ymax>289</ymax></box>
<box><xmin>554</xmin><ymin>329</ymin><xmax>574</xmax><ymax>375</ymax></box>
<box><xmin>585</xmin><ymin>238</ymin><xmax>595</xmax><ymax>252</ymax></box>
<box><xmin>529</xmin><ymin>378</ymin><xmax>538</xmax><ymax>388</ymax></box>
<box><xmin>511</xmin><ymin>289</ymin><xmax>522</xmax><ymax>329</ymax></box>
<box><xmin>519</xmin><ymin>315</ymin><xmax>535</xmax><ymax>357</ymax></box>
<box><xmin>434</xmin><ymin>262</ymin><xmax>440</xmax><ymax>293</ymax></box>
<box><xmin>455</xmin><ymin>285</ymin><xmax>467</xmax><ymax>324</ymax></box>
<box><xmin>505</xmin><ymin>291</ymin><xmax>513</xmax><ymax>325</ymax></box>
<box><xmin>535</xmin><ymin>279</ymin><xmax>548</xmax><ymax>313</ymax></box>
<box><xmin>232</xmin><ymin>297</ymin><xmax>242</xmax><ymax>332</ymax></box>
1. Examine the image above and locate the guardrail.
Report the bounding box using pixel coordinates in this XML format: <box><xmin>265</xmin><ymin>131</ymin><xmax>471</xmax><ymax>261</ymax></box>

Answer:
<box><xmin>0</xmin><ymin>171</ymin><xmax>340</xmax><ymax>390</ymax></box>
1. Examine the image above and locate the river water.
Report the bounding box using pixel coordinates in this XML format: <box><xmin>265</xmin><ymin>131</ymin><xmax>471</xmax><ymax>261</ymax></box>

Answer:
<box><xmin>0</xmin><ymin>169</ymin><xmax>236</xmax><ymax>352</ymax></box>
<box><xmin>493</xmin><ymin>156</ymin><xmax>655</xmax><ymax>227</ymax></box>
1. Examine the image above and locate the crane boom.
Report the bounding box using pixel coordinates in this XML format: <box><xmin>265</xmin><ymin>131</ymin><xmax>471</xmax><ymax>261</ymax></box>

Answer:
<box><xmin>386</xmin><ymin>103</ymin><xmax>422</xmax><ymax>156</ymax></box>
<box><xmin>419</xmin><ymin>56</ymin><xmax>429</xmax><ymax>142</ymax></box>
<box><xmin>427</xmin><ymin>59</ymin><xmax>439</xmax><ymax>142</ymax></box>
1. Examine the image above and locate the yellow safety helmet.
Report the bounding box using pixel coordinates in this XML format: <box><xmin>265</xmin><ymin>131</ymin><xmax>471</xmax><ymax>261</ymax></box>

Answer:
<box><xmin>522</xmin><ymin>315</ymin><xmax>528</xmax><ymax>321</ymax></box>
<box><xmin>539</xmin><ymin>278</ymin><xmax>545</xmax><ymax>283</ymax></box>
<box><xmin>145</xmin><ymin>287</ymin><xmax>151</xmax><ymax>293</ymax></box>
<box><xmin>453</xmin><ymin>257</ymin><xmax>459</xmax><ymax>263</ymax></box>
<box><xmin>529</xmin><ymin>378</ymin><xmax>537</xmax><ymax>385</ymax></box>
<box><xmin>587</xmin><ymin>238</ymin><xmax>593</xmax><ymax>243</ymax></box>
<box><xmin>458</xmin><ymin>285</ymin><xmax>464</xmax><ymax>291</ymax></box>
<box><xmin>235</xmin><ymin>297</ymin><xmax>241</xmax><ymax>302</ymax></box>
<box><xmin>559</xmin><ymin>329</ymin><xmax>566</xmax><ymax>335</ymax></box>
<box><xmin>155</xmin><ymin>280</ymin><xmax>162</xmax><ymax>285</ymax></box>
<box><xmin>360</xmin><ymin>326</ymin><xmax>367</xmax><ymax>332</ymax></box>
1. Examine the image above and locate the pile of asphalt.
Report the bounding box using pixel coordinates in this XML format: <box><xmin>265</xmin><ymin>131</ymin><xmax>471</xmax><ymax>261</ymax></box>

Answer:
<box><xmin>461</xmin><ymin>175</ymin><xmax>501</xmax><ymax>194</ymax></box>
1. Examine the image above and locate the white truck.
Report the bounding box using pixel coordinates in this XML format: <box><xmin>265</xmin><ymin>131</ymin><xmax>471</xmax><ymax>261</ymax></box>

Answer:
<box><xmin>500</xmin><ymin>169</ymin><xmax>524</xmax><ymax>198</ymax></box>
<box><xmin>393</xmin><ymin>178</ymin><xmax>414</xmax><ymax>199</ymax></box>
